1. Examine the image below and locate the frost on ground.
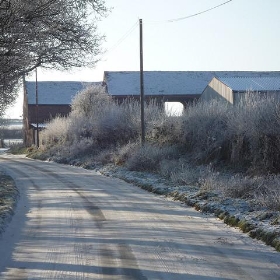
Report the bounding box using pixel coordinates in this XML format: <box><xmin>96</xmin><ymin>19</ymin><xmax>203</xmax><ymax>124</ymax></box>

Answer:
<box><xmin>0</xmin><ymin>171</ymin><xmax>19</xmax><ymax>235</ymax></box>
<box><xmin>87</xmin><ymin>162</ymin><xmax>280</xmax><ymax>252</ymax></box>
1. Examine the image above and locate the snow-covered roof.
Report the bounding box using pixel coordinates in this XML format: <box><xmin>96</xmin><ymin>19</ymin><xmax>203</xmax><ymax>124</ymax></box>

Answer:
<box><xmin>25</xmin><ymin>81</ymin><xmax>101</xmax><ymax>105</ymax></box>
<box><xmin>217</xmin><ymin>77</ymin><xmax>280</xmax><ymax>92</ymax></box>
<box><xmin>104</xmin><ymin>71</ymin><xmax>280</xmax><ymax>96</ymax></box>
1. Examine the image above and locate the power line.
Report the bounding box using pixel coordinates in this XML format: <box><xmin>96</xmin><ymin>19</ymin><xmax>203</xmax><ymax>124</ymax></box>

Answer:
<box><xmin>168</xmin><ymin>0</ymin><xmax>233</xmax><ymax>22</ymax></box>
<box><xmin>145</xmin><ymin>0</ymin><xmax>233</xmax><ymax>24</ymax></box>
<box><xmin>101</xmin><ymin>0</ymin><xmax>233</xmax><ymax>57</ymax></box>
<box><xmin>100</xmin><ymin>0</ymin><xmax>233</xmax><ymax>60</ymax></box>
<box><xmin>100</xmin><ymin>20</ymin><xmax>138</xmax><ymax>60</ymax></box>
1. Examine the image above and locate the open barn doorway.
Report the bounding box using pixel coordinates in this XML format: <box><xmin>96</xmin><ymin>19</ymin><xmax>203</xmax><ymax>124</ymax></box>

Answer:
<box><xmin>164</xmin><ymin>102</ymin><xmax>184</xmax><ymax>116</ymax></box>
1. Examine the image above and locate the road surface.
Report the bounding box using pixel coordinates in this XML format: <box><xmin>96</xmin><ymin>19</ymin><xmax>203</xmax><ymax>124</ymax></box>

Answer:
<box><xmin>0</xmin><ymin>154</ymin><xmax>279</xmax><ymax>280</ymax></box>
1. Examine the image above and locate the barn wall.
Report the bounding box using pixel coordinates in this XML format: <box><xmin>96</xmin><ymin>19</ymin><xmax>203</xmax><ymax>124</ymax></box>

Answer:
<box><xmin>201</xmin><ymin>77</ymin><xmax>234</xmax><ymax>104</ymax></box>
<box><xmin>24</xmin><ymin>104</ymin><xmax>71</xmax><ymax>147</ymax></box>
<box><xmin>28</xmin><ymin>104</ymin><xmax>71</xmax><ymax>124</ymax></box>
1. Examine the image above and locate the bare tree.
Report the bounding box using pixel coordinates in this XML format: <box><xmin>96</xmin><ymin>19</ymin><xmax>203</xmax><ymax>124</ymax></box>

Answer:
<box><xmin>0</xmin><ymin>0</ymin><xmax>108</xmax><ymax>115</ymax></box>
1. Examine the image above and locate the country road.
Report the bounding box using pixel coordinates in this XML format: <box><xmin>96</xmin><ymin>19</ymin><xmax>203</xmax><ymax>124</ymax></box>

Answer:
<box><xmin>0</xmin><ymin>154</ymin><xmax>279</xmax><ymax>280</ymax></box>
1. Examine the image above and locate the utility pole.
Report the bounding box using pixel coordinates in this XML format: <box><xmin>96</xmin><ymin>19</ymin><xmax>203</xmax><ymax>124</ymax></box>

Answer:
<box><xmin>139</xmin><ymin>19</ymin><xmax>145</xmax><ymax>145</ymax></box>
<box><xmin>35</xmin><ymin>68</ymin><xmax>39</xmax><ymax>148</ymax></box>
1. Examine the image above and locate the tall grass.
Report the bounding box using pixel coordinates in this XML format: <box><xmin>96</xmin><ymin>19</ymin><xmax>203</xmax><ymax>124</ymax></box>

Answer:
<box><xmin>125</xmin><ymin>143</ymin><xmax>179</xmax><ymax>172</ymax></box>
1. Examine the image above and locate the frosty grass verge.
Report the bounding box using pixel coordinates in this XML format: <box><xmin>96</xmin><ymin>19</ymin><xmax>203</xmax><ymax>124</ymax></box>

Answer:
<box><xmin>94</xmin><ymin>163</ymin><xmax>280</xmax><ymax>252</ymax></box>
<box><xmin>0</xmin><ymin>172</ymin><xmax>19</xmax><ymax>235</ymax></box>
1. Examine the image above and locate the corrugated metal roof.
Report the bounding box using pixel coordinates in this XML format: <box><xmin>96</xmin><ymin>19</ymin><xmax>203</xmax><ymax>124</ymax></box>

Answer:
<box><xmin>218</xmin><ymin>77</ymin><xmax>280</xmax><ymax>92</ymax></box>
<box><xmin>25</xmin><ymin>81</ymin><xmax>101</xmax><ymax>105</ymax></box>
<box><xmin>105</xmin><ymin>71</ymin><xmax>280</xmax><ymax>96</ymax></box>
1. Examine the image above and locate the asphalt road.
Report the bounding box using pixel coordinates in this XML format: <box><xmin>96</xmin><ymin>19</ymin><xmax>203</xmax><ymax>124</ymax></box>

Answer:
<box><xmin>0</xmin><ymin>154</ymin><xmax>279</xmax><ymax>280</ymax></box>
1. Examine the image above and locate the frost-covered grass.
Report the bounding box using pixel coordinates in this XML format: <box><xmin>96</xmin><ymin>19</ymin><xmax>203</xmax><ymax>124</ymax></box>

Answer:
<box><xmin>125</xmin><ymin>143</ymin><xmax>179</xmax><ymax>172</ymax></box>
<box><xmin>0</xmin><ymin>172</ymin><xmax>18</xmax><ymax>234</ymax></box>
<box><xmin>199</xmin><ymin>170</ymin><xmax>280</xmax><ymax>211</ymax></box>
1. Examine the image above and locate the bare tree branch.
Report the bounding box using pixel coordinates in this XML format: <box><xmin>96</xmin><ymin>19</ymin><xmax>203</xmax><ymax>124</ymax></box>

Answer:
<box><xmin>0</xmin><ymin>0</ymin><xmax>108</xmax><ymax>115</ymax></box>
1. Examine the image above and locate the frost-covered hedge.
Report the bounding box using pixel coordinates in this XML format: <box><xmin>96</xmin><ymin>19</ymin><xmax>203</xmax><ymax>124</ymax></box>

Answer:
<box><xmin>41</xmin><ymin>87</ymin><xmax>280</xmax><ymax>174</ymax></box>
<box><xmin>180</xmin><ymin>94</ymin><xmax>280</xmax><ymax>173</ymax></box>
<box><xmin>40</xmin><ymin>85</ymin><xmax>165</xmax><ymax>157</ymax></box>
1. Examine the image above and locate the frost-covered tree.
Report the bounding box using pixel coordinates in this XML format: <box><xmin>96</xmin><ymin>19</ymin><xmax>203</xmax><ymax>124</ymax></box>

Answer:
<box><xmin>0</xmin><ymin>0</ymin><xmax>108</xmax><ymax>115</ymax></box>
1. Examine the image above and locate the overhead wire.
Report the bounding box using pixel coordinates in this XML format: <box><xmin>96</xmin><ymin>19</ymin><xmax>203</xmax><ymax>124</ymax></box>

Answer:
<box><xmin>99</xmin><ymin>0</ymin><xmax>233</xmax><ymax>60</ymax></box>
<box><xmin>168</xmin><ymin>0</ymin><xmax>233</xmax><ymax>22</ymax></box>
<box><xmin>145</xmin><ymin>0</ymin><xmax>233</xmax><ymax>24</ymax></box>
<box><xmin>99</xmin><ymin>20</ymin><xmax>138</xmax><ymax>61</ymax></box>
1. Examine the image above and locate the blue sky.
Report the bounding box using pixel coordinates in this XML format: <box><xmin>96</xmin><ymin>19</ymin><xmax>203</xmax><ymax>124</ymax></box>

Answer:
<box><xmin>5</xmin><ymin>0</ymin><xmax>280</xmax><ymax>117</ymax></box>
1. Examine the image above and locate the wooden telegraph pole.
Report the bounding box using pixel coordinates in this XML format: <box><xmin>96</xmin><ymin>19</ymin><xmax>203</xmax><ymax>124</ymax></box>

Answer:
<box><xmin>139</xmin><ymin>19</ymin><xmax>145</xmax><ymax>145</ymax></box>
<box><xmin>35</xmin><ymin>68</ymin><xmax>39</xmax><ymax>147</ymax></box>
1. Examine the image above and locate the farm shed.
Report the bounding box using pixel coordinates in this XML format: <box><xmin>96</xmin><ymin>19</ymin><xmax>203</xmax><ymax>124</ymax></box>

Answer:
<box><xmin>201</xmin><ymin>76</ymin><xmax>280</xmax><ymax>105</ymax></box>
<box><xmin>103</xmin><ymin>71</ymin><xmax>280</xmax><ymax>107</ymax></box>
<box><xmin>23</xmin><ymin>81</ymin><xmax>97</xmax><ymax>146</ymax></box>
